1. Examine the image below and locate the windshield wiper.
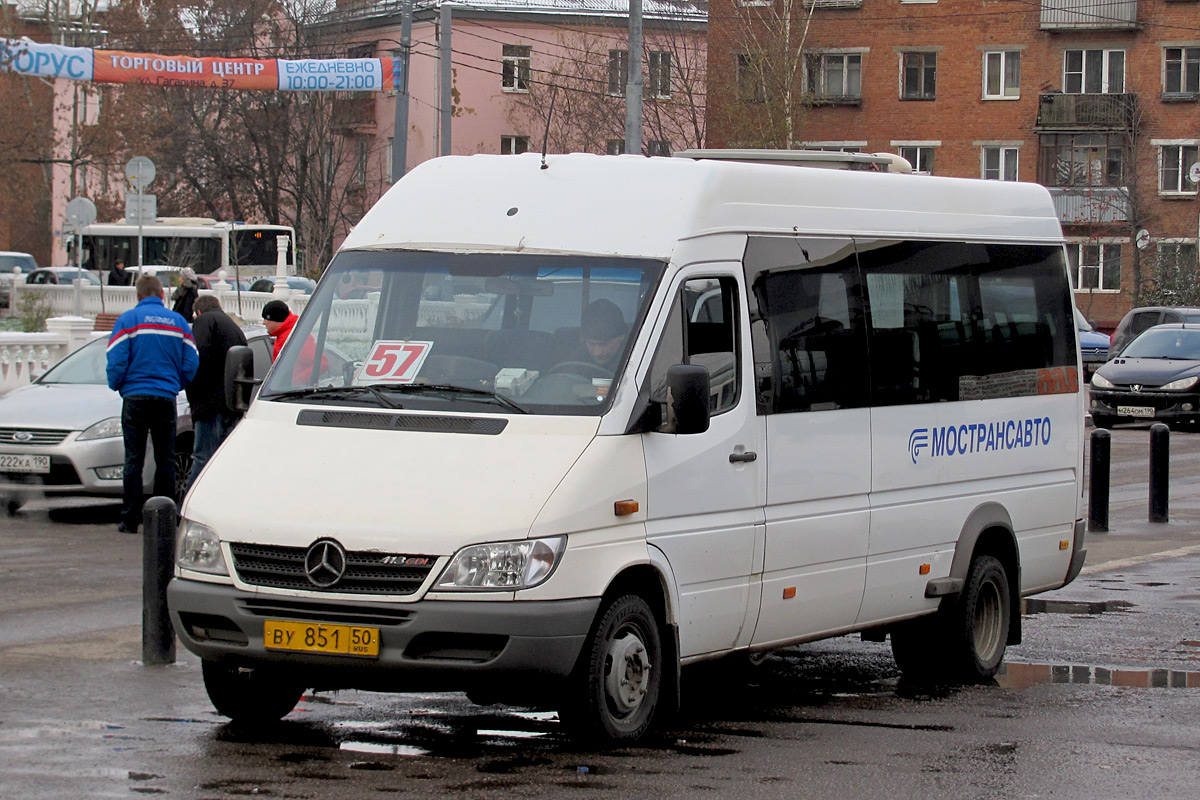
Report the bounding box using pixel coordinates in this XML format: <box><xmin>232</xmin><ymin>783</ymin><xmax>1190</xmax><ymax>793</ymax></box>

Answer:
<box><xmin>367</xmin><ymin>383</ymin><xmax>528</xmax><ymax>414</ymax></box>
<box><xmin>262</xmin><ymin>386</ymin><xmax>404</xmax><ymax>409</ymax></box>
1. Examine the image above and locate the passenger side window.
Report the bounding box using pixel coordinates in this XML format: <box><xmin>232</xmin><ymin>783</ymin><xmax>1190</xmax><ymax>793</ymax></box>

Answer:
<box><xmin>647</xmin><ymin>277</ymin><xmax>740</xmax><ymax>416</ymax></box>
<box><xmin>857</xmin><ymin>240</ymin><xmax>1076</xmax><ymax>404</ymax></box>
<box><xmin>744</xmin><ymin>237</ymin><xmax>869</xmax><ymax>413</ymax></box>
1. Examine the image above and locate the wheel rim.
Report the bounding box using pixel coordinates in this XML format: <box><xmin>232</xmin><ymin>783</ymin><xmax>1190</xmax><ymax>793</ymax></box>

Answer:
<box><xmin>973</xmin><ymin>577</ymin><xmax>1004</xmax><ymax>664</ymax></box>
<box><xmin>603</xmin><ymin>627</ymin><xmax>651</xmax><ymax>718</ymax></box>
<box><xmin>174</xmin><ymin>450</ymin><xmax>192</xmax><ymax>500</ymax></box>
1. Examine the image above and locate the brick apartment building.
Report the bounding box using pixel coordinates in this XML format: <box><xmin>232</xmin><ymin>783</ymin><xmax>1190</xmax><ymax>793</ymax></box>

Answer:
<box><xmin>706</xmin><ymin>0</ymin><xmax>1199</xmax><ymax>331</ymax></box>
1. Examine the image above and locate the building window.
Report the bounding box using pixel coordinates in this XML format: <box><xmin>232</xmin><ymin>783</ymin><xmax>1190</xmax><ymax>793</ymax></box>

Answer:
<box><xmin>901</xmin><ymin>52</ymin><xmax>936</xmax><ymax>100</ymax></box>
<box><xmin>501</xmin><ymin>135</ymin><xmax>530</xmax><ymax>155</ymax></box>
<box><xmin>608</xmin><ymin>49</ymin><xmax>628</xmax><ymax>96</ymax></box>
<box><xmin>502</xmin><ymin>45</ymin><xmax>531</xmax><ymax>92</ymax></box>
<box><xmin>898</xmin><ymin>145</ymin><xmax>935</xmax><ymax>174</ymax></box>
<box><xmin>1064</xmin><ymin>49</ymin><xmax>1124</xmax><ymax>94</ymax></box>
<box><xmin>1066</xmin><ymin>243</ymin><xmax>1122</xmax><ymax>291</ymax></box>
<box><xmin>983</xmin><ymin>51</ymin><xmax>1021</xmax><ymax>99</ymax></box>
<box><xmin>647</xmin><ymin>140</ymin><xmax>671</xmax><ymax>157</ymax></box>
<box><xmin>808</xmin><ymin>52</ymin><xmax>863</xmax><ymax>101</ymax></box>
<box><xmin>648</xmin><ymin>51</ymin><xmax>671</xmax><ymax>99</ymax></box>
<box><xmin>351</xmin><ymin>137</ymin><xmax>368</xmax><ymax>186</ymax></box>
<box><xmin>1157</xmin><ymin>241</ymin><xmax>1199</xmax><ymax>274</ymax></box>
<box><xmin>982</xmin><ymin>146</ymin><xmax>1018</xmax><ymax>181</ymax></box>
<box><xmin>737</xmin><ymin>53</ymin><xmax>766</xmax><ymax>104</ymax></box>
<box><xmin>606</xmin><ymin>139</ymin><xmax>625</xmax><ymax>155</ymax></box>
<box><xmin>1159</xmin><ymin>143</ymin><xmax>1199</xmax><ymax>193</ymax></box>
<box><xmin>1039</xmin><ymin>134</ymin><xmax>1124</xmax><ymax>186</ymax></box>
<box><xmin>1164</xmin><ymin>47</ymin><xmax>1200</xmax><ymax>96</ymax></box>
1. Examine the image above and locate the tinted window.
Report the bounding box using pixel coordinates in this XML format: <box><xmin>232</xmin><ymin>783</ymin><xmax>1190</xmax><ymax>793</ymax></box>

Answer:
<box><xmin>856</xmin><ymin>240</ymin><xmax>1076</xmax><ymax>403</ymax></box>
<box><xmin>744</xmin><ymin>237</ymin><xmax>869</xmax><ymax>413</ymax></box>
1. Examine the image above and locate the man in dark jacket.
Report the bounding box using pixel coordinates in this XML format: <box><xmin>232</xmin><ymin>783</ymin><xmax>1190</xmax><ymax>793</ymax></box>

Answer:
<box><xmin>184</xmin><ymin>295</ymin><xmax>247</xmax><ymax>494</ymax></box>
<box><xmin>106</xmin><ymin>274</ymin><xmax>199</xmax><ymax>533</ymax></box>
<box><xmin>108</xmin><ymin>260</ymin><xmax>132</xmax><ymax>286</ymax></box>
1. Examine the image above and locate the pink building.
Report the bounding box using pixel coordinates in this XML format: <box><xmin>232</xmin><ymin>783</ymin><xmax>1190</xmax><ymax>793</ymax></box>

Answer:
<box><xmin>324</xmin><ymin>0</ymin><xmax>707</xmax><ymax>210</ymax></box>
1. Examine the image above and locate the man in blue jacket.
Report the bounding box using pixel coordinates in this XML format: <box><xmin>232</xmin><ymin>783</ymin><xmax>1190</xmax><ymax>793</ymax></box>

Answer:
<box><xmin>106</xmin><ymin>274</ymin><xmax>199</xmax><ymax>533</ymax></box>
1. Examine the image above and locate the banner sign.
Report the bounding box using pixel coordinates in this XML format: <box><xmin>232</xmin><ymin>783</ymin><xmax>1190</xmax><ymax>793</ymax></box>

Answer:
<box><xmin>1</xmin><ymin>38</ymin><xmax>396</xmax><ymax>92</ymax></box>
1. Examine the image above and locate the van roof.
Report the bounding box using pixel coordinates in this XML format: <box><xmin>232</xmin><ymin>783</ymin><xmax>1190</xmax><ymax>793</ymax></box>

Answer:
<box><xmin>342</xmin><ymin>153</ymin><xmax>1063</xmax><ymax>259</ymax></box>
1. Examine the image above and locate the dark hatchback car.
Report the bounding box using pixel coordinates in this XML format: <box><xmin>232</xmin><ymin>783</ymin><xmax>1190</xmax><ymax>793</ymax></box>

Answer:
<box><xmin>1109</xmin><ymin>306</ymin><xmax>1200</xmax><ymax>358</ymax></box>
<box><xmin>1090</xmin><ymin>323</ymin><xmax>1200</xmax><ymax>429</ymax></box>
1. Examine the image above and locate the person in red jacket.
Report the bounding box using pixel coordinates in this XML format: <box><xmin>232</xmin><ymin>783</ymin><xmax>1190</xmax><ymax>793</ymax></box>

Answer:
<box><xmin>261</xmin><ymin>299</ymin><xmax>328</xmax><ymax>384</ymax></box>
<box><xmin>261</xmin><ymin>300</ymin><xmax>297</xmax><ymax>361</ymax></box>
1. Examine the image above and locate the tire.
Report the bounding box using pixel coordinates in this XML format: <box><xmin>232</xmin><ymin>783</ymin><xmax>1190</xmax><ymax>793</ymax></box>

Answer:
<box><xmin>173</xmin><ymin>443</ymin><xmax>193</xmax><ymax>503</ymax></box>
<box><xmin>1091</xmin><ymin>414</ymin><xmax>1115</xmax><ymax>430</ymax></box>
<box><xmin>2</xmin><ymin>496</ymin><xmax>24</xmax><ymax>516</ymax></box>
<box><xmin>560</xmin><ymin>594</ymin><xmax>664</xmax><ymax>743</ymax></box>
<box><xmin>892</xmin><ymin>555</ymin><xmax>1011</xmax><ymax>683</ymax></box>
<box><xmin>201</xmin><ymin>660</ymin><xmax>304</xmax><ymax>724</ymax></box>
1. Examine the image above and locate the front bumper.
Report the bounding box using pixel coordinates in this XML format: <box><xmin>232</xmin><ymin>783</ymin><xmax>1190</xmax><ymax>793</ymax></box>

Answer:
<box><xmin>168</xmin><ymin>579</ymin><xmax>600</xmax><ymax>694</ymax></box>
<box><xmin>1089</xmin><ymin>388</ymin><xmax>1200</xmax><ymax>423</ymax></box>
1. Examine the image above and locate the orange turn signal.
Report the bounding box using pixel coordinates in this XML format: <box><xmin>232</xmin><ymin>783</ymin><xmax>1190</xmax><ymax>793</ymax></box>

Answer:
<box><xmin>614</xmin><ymin>499</ymin><xmax>639</xmax><ymax>516</ymax></box>
<box><xmin>783</xmin><ymin>587</ymin><xmax>796</xmax><ymax>600</ymax></box>
<box><xmin>919</xmin><ymin>563</ymin><xmax>931</xmax><ymax>575</ymax></box>
<box><xmin>1059</xmin><ymin>540</ymin><xmax>1070</xmax><ymax>550</ymax></box>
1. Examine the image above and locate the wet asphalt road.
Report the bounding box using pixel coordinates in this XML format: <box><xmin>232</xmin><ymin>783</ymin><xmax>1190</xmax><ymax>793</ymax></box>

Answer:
<box><xmin>1</xmin><ymin>424</ymin><xmax>1199</xmax><ymax>799</ymax></box>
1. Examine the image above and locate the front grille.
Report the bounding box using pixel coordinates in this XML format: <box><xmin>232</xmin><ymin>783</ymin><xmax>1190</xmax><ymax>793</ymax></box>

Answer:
<box><xmin>0</xmin><ymin>428</ymin><xmax>70</xmax><ymax>445</ymax></box>
<box><xmin>238</xmin><ymin>597</ymin><xmax>415</xmax><ymax>627</ymax></box>
<box><xmin>229</xmin><ymin>542</ymin><xmax>438</xmax><ymax>595</ymax></box>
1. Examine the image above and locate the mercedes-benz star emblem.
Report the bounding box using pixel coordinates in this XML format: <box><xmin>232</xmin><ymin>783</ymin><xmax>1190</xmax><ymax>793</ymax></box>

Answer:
<box><xmin>304</xmin><ymin>539</ymin><xmax>347</xmax><ymax>588</ymax></box>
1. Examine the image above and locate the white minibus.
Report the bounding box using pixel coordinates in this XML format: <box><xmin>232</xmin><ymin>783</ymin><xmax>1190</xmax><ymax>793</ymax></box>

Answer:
<box><xmin>168</xmin><ymin>153</ymin><xmax>1086</xmax><ymax>742</ymax></box>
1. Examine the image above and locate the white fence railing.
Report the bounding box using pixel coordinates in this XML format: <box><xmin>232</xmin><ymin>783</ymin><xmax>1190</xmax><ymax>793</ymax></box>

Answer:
<box><xmin>0</xmin><ymin>318</ymin><xmax>102</xmax><ymax>396</ymax></box>
<box><xmin>6</xmin><ymin>282</ymin><xmax>311</xmax><ymax>326</ymax></box>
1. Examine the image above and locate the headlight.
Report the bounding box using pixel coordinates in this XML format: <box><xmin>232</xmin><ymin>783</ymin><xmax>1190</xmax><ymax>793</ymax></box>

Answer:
<box><xmin>436</xmin><ymin>536</ymin><xmax>566</xmax><ymax>590</ymax></box>
<box><xmin>1160</xmin><ymin>376</ymin><xmax>1198</xmax><ymax>391</ymax></box>
<box><xmin>1091</xmin><ymin>373</ymin><xmax>1114</xmax><ymax>389</ymax></box>
<box><xmin>176</xmin><ymin>519</ymin><xmax>228</xmax><ymax>575</ymax></box>
<box><xmin>78</xmin><ymin>417</ymin><xmax>122</xmax><ymax>441</ymax></box>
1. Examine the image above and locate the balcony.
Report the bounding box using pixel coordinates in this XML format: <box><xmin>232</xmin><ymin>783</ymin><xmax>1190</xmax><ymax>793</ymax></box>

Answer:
<box><xmin>1035</xmin><ymin>93</ymin><xmax>1136</xmax><ymax>130</ymax></box>
<box><xmin>1040</xmin><ymin>0</ymin><xmax>1137</xmax><ymax>30</ymax></box>
<box><xmin>332</xmin><ymin>96</ymin><xmax>376</xmax><ymax>131</ymax></box>
<box><xmin>1047</xmin><ymin>187</ymin><xmax>1131</xmax><ymax>225</ymax></box>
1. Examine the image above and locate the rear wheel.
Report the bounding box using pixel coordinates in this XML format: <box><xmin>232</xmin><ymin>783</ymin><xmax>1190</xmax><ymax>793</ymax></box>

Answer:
<box><xmin>560</xmin><ymin>594</ymin><xmax>663</xmax><ymax>742</ymax></box>
<box><xmin>891</xmin><ymin>554</ymin><xmax>1011</xmax><ymax>682</ymax></box>
<box><xmin>201</xmin><ymin>660</ymin><xmax>304</xmax><ymax>724</ymax></box>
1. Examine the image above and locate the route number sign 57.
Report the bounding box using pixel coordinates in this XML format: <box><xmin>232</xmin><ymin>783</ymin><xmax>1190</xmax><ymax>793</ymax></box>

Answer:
<box><xmin>354</xmin><ymin>340</ymin><xmax>434</xmax><ymax>384</ymax></box>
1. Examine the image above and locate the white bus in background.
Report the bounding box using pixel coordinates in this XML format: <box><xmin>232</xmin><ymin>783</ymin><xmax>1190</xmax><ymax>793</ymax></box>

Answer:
<box><xmin>70</xmin><ymin>218</ymin><xmax>295</xmax><ymax>278</ymax></box>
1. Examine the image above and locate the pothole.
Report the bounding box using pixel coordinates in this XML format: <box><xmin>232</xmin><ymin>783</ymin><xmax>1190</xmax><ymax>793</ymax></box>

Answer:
<box><xmin>1022</xmin><ymin>598</ymin><xmax>1134</xmax><ymax>615</ymax></box>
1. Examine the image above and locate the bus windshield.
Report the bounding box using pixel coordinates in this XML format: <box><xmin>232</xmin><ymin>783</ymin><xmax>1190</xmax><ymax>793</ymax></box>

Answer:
<box><xmin>261</xmin><ymin>250</ymin><xmax>664</xmax><ymax>416</ymax></box>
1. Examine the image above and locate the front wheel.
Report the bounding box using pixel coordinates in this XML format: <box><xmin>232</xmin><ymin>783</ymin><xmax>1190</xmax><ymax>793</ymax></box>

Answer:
<box><xmin>201</xmin><ymin>660</ymin><xmax>304</xmax><ymax>724</ymax></box>
<box><xmin>1091</xmin><ymin>414</ymin><xmax>1116</xmax><ymax>430</ymax></box>
<box><xmin>560</xmin><ymin>594</ymin><xmax>664</xmax><ymax>742</ymax></box>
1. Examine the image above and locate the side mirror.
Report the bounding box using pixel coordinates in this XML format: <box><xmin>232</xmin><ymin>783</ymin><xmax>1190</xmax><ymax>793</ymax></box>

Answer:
<box><xmin>665</xmin><ymin>364</ymin><xmax>710</xmax><ymax>435</ymax></box>
<box><xmin>224</xmin><ymin>346</ymin><xmax>258</xmax><ymax>413</ymax></box>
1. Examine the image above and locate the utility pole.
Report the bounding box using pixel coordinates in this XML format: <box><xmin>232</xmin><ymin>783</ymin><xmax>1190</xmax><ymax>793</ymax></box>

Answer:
<box><xmin>390</xmin><ymin>0</ymin><xmax>413</xmax><ymax>183</ymax></box>
<box><xmin>439</xmin><ymin>3</ymin><xmax>453</xmax><ymax>157</ymax></box>
<box><xmin>624</xmin><ymin>0</ymin><xmax>643</xmax><ymax>155</ymax></box>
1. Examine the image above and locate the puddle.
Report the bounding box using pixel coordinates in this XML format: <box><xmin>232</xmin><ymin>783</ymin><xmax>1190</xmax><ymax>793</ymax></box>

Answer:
<box><xmin>340</xmin><ymin>741</ymin><xmax>431</xmax><ymax>757</ymax></box>
<box><xmin>998</xmin><ymin>662</ymin><xmax>1200</xmax><ymax>689</ymax></box>
<box><xmin>1023</xmin><ymin>598</ymin><xmax>1134</xmax><ymax>615</ymax></box>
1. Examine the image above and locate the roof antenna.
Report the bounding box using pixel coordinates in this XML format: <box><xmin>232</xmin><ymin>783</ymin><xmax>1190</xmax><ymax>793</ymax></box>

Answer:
<box><xmin>540</xmin><ymin>84</ymin><xmax>558</xmax><ymax>170</ymax></box>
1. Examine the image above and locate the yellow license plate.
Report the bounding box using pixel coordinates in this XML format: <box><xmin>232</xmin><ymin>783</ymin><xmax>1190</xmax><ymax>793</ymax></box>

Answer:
<box><xmin>263</xmin><ymin>620</ymin><xmax>380</xmax><ymax>658</ymax></box>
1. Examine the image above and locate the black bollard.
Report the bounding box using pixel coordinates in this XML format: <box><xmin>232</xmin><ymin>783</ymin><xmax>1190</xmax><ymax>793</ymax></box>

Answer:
<box><xmin>1149</xmin><ymin>423</ymin><xmax>1170</xmax><ymax>524</ymax></box>
<box><xmin>1089</xmin><ymin>428</ymin><xmax>1111</xmax><ymax>533</ymax></box>
<box><xmin>142</xmin><ymin>496</ymin><xmax>178</xmax><ymax>665</ymax></box>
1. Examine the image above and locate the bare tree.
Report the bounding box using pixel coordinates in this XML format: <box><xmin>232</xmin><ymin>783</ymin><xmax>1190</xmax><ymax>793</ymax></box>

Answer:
<box><xmin>506</xmin><ymin>15</ymin><xmax>706</xmax><ymax>155</ymax></box>
<box><xmin>707</xmin><ymin>0</ymin><xmax>817</xmax><ymax>149</ymax></box>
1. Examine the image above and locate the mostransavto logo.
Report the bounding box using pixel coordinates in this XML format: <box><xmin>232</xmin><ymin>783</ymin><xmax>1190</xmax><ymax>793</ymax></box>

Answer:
<box><xmin>909</xmin><ymin>417</ymin><xmax>1052</xmax><ymax>464</ymax></box>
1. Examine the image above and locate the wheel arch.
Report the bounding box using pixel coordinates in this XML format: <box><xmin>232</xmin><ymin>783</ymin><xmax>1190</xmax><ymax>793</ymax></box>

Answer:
<box><xmin>597</xmin><ymin>556</ymin><xmax>680</xmax><ymax>714</ymax></box>
<box><xmin>947</xmin><ymin>502</ymin><xmax>1022</xmax><ymax>645</ymax></box>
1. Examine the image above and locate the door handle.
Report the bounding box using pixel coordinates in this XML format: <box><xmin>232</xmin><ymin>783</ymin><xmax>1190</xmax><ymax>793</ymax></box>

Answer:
<box><xmin>729</xmin><ymin>451</ymin><xmax>757</xmax><ymax>463</ymax></box>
